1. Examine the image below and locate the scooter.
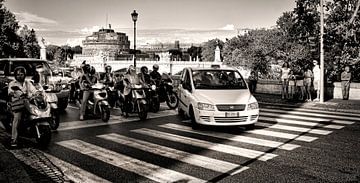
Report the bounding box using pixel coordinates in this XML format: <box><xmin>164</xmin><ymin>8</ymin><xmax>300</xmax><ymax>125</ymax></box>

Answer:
<box><xmin>43</xmin><ymin>85</ymin><xmax>60</xmax><ymax>130</ymax></box>
<box><xmin>156</xmin><ymin>79</ymin><xmax>179</xmax><ymax>110</ymax></box>
<box><xmin>83</xmin><ymin>83</ymin><xmax>110</xmax><ymax>122</ymax></box>
<box><xmin>105</xmin><ymin>83</ymin><xmax>118</xmax><ymax>108</ymax></box>
<box><xmin>2</xmin><ymin>86</ymin><xmax>52</xmax><ymax>147</ymax></box>
<box><xmin>146</xmin><ymin>83</ymin><xmax>160</xmax><ymax>113</ymax></box>
<box><xmin>119</xmin><ymin>82</ymin><xmax>148</xmax><ymax>121</ymax></box>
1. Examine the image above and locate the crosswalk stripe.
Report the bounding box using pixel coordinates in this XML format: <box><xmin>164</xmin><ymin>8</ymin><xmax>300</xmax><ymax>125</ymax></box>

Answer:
<box><xmin>57</xmin><ymin>139</ymin><xmax>206</xmax><ymax>183</ymax></box>
<box><xmin>261</xmin><ymin>108</ymin><xmax>358</xmax><ymax>123</ymax></box>
<box><xmin>261</xmin><ymin>106</ymin><xmax>360</xmax><ymax>118</ymax></box>
<box><xmin>98</xmin><ymin>133</ymin><xmax>248</xmax><ymax>174</ymax></box>
<box><xmin>247</xmin><ymin>129</ymin><xmax>318</xmax><ymax>142</ymax></box>
<box><xmin>160</xmin><ymin>123</ymin><xmax>300</xmax><ymax>151</ymax></box>
<box><xmin>132</xmin><ymin>128</ymin><xmax>278</xmax><ymax>161</ymax></box>
<box><xmin>256</xmin><ymin>122</ymin><xmax>332</xmax><ymax>135</ymax></box>
<box><xmin>43</xmin><ymin>153</ymin><xmax>111</xmax><ymax>183</ymax></box>
<box><xmin>261</xmin><ymin>112</ymin><xmax>355</xmax><ymax>125</ymax></box>
<box><xmin>259</xmin><ymin>117</ymin><xmax>344</xmax><ymax>129</ymax></box>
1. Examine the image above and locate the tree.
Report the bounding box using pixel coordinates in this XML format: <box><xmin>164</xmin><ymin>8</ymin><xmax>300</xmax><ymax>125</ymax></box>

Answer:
<box><xmin>19</xmin><ymin>25</ymin><xmax>40</xmax><ymax>58</ymax></box>
<box><xmin>0</xmin><ymin>0</ymin><xmax>23</xmax><ymax>58</ymax></box>
<box><xmin>201</xmin><ymin>39</ymin><xmax>224</xmax><ymax>62</ymax></box>
<box><xmin>187</xmin><ymin>46</ymin><xmax>202</xmax><ymax>61</ymax></box>
<box><xmin>71</xmin><ymin>45</ymin><xmax>82</xmax><ymax>54</ymax></box>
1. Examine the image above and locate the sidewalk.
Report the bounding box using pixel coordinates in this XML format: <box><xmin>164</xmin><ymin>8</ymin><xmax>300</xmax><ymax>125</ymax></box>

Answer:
<box><xmin>254</xmin><ymin>93</ymin><xmax>360</xmax><ymax>113</ymax></box>
<box><xmin>0</xmin><ymin>140</ymin><xmax>33</xmax><ymax>183</ymax></box>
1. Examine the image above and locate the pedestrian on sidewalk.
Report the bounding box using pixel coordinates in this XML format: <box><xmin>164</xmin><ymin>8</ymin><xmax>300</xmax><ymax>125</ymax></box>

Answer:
<box><xmin>295</xmin><ymin>66</ymin><xmax>305</xmax><ymax>101</ymax></box>
<box><xmin>248</xmin><ymin>68</ymin><xmax>258</xmax><ymax>94</ymax></box>
<box><xmin>312</xmin><ymin>60</ymin><xmax>320</xmax><ymax>101</ymax></box>
<box><xmin>341</xmin><ymin>65</ymin><xmax>352</xmax><ymax>100</ymax></box>
<box><xmin>288</xmin><ymin>69</ymin><xmax>296</xmax><ymax>100</ymax></box>
<box><xmin>280</xmin><ymin>62</ymin><xmax>290</xmax><ymax>99</ymax></box>
<box><xmin>304</xmin><ymin>65</ymin><xmax>313</xmax><ymax>102</ymax></box>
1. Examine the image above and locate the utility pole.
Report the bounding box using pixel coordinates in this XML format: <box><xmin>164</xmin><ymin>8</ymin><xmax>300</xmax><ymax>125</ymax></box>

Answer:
<box><xmin>320</xmin><ymin>0</ymin><xmax>325</xmax><ymax>103</ymax></box>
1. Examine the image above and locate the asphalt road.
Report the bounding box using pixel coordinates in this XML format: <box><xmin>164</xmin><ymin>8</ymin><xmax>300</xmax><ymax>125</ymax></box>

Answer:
<box><xmin>4</xmin><ymin>103</ymin><xmax>360</xmax><ymax>182</ymax></box>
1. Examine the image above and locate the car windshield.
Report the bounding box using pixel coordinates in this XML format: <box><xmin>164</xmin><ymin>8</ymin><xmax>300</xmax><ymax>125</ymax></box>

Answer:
<box><xmin>192</xmin><ymin>70</ymin><xmax>247</xmax><ymax>89</ymax></box>
<box><xmin>10</xmin><ymin>60</ymin><xmax>52</xmax><ymax>85</ymax></box>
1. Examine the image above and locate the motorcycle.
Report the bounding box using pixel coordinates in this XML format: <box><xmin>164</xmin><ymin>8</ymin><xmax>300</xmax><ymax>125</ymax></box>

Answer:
<box><xmin>82</xmin><ymin>82</ymin><xmax>110</xmax><ymax>122</ymax></box>
<box><xmin>43</xmin><ymin>84</ymin><xmax>60</xmax><ymax>130</ymax></box>
<box><xmin>119</xmin><ymin>82</ymin><xmax>148</xmax><ymax>121</ymax></box>
<box><xmin>105</xmin><ymin>82</ymin><xmax>119</xmax><ymax>108</ymax></box>
<box><xmin>155</xmin><ymin>79</ymin><xmax>179</xmax><ymax>111</ymax></box>
<box><xmin>1</xmin><ymin>86</ymin><xmax>52</xmax><ymax>147</ymax></box>
<box><xmin>146</xmin><ymin>83</ymin><xmax>160</xmax><ymax>113</ymax></box>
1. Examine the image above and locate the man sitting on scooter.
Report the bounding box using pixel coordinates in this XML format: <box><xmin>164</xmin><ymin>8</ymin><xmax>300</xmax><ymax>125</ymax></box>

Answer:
<box><xmin>70</xmin><ymin>66</ymin><xmax>82</xmax><ymax>103</ymax></box>
<box><xmin>138</xmin><ymin>66</ymin><xmax>151</xmax><ymax>85</ymax></box>
<box><xmin>8</xmin><ymin>67</ymin><xmax>37</xmax><ymax>147</ymax></box>
<box><xmin>79</xmin><ymin>65</ymin><xmax>98</xmax><ymax>120</ymax></box>
<box><xmin>150</xmin><ymin>64</ymin><xmax>162</xmax><ymax>86</ymax></box>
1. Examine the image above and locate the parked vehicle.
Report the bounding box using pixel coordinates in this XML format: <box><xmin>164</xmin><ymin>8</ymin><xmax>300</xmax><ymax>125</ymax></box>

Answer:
<box><xmin>177</xmin><ymin>65</ymin><xmax>259</xmax><ymax>129</ymax></box>
<box><xmin>119</xmin><ymin>83</ymin><xmax>148</xmax><ymax>121</ymax></box>
<box><xmin>82</xmin><ymin>83</ymin><xmax>110</xmax><ymax>122</ymax></box>
<box><xmin>1</xmin><ymin>86</ymin><xmax>52</xmax><ymax>147</ymax></box>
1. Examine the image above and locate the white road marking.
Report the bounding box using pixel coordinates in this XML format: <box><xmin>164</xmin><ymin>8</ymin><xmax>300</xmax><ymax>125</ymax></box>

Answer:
<box><xmin>160</xmin><ymin>123</ymin><xmax>300</xmax><ymax>151</ymax></box>
<box><xmin>247</xmin><ymin>129</ymin><xmax>318</xmax><ymax>142</ymax></box>
<box><xmin>260</xmin><ymin>112</ymin><xmax>354</xmax><ymax>125</ymax></box>
<box><xmin>259</xmin><ymin>117</ymin><xmax>344</xmax><ymax>129</ymax></box>
<box><xmin>132</xmin><ymin>128</ymin><xmax>278</xmax><ymax>161</ymax></box>
<box><xmin>261</xmin><ymin>106</ymin><xmax>360</xmax><ymax>117</ymax></box>
<box><xmin>43</xmin><ymin>153</ymin><xmax>111</xmax><ymax>183</ymax></box>
<box><xmin>256</xmin><ymin>122</ymin><xmax>332</xmax><ymax>135</ymax></box>
<box><xmin>98</xmin><ymin>133</ymin><xmax>248</xmax><ymax>174</ymax></box>
<box><xmin>57</xmin><ymin>139</ymin><xmax>206</xmax><ymax>183</ymax></box>
<box><xmin>261</xmin><ymin>108</ymin><xmax>357</xmax><ymax>124</ymax></box>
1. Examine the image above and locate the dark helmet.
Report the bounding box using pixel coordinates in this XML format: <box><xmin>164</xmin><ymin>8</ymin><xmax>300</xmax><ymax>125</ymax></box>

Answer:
<box><xmin>105</xmin><ymin>65</ymin><xmax>112</xmax><ymax>72</ymax></box>
<box><xmin>82</xmin><ymin>64</ymin><xmax>91</xmax><ymax>73</ymax></box>
<box><xmin>89</xmin><ymin>66</ymin><xmax>96</xmax><ymax>75</ymax></box>
<box><xmin>140</xmin><ymin>66</ymin><xmax>148</xmax><ymax>74</ymax></box>
<box><xmin>153</xmin><ymin>64</ymin><xmax>159</xmax><ymax>70</ymax></box>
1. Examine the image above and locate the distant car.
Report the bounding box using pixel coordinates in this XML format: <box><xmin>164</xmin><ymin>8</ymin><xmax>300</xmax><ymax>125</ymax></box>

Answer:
<box><xmin>177</xmin><ymin>66</ymin><xmax>259</xmax><ymax>129</ymax></box>
<box><xmin>0</xmin><ymin>58</ymin><xmax>70</xmax><ymax>111</ymax></box>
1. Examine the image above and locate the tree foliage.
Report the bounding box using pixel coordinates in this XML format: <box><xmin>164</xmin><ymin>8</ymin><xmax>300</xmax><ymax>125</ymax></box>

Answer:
<box><xmin>201</xmin><ymin>39</ymin><xmax>224</xmax><ymax>62</ymax></box>
<box><xmin>19</xmin><ymin>25</ymin><xmax>40</xmax><ymax>58</ymax></box>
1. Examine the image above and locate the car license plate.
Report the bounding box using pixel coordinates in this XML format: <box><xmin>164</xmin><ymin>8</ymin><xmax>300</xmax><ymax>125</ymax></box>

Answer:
<box><xmin>226</xmin><ymin>112</ymin><xmax>239</xmax><ymax>117</ymax></box>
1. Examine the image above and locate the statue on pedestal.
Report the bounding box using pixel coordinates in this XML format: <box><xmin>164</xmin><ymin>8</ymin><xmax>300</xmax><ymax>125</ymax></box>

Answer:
<box><xmin>40</xmin><ymin>37</ymin><xmax>46</xmax><ymax>60</ymax></box>
<box><xmin>214</xmin><ymin>40</ymin><xmax>221</xmax><ymax>63</ymax></box>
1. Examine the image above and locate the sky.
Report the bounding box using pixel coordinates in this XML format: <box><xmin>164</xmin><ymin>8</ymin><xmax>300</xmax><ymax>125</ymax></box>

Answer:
<box><xmin>4</xmin><ymin>0</ymin><xmax>296</xmax><ymax>47</ymax></box>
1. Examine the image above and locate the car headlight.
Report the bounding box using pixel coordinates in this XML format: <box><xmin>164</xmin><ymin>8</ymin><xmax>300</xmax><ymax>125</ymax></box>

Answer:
<box><xmin>197</xmin><ymin>102</ymin><xmax>215</xmax><ymax>111</ymax></box>
<box><xmin>247</xmin><ymin>102</ymin><xmax>258</xmax><ymax>110</ymax></box>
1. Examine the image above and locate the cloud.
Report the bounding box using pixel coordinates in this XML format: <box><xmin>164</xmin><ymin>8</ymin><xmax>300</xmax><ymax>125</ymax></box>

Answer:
<box><xmin>220</xmin><ymin>24</ymin><xmax>235</xmax><ymax>30</ymax></box>
<box><xmin>66</xmin><ymin>38</ymin><xmax>85</xmax><ymax>47</ymax></box>
<box><xmin>80</xmin><ymin>26</ymin><xmax>101</xmax><ymax>35</ymax></box>
<box><xmin>14</xmin><ymin>11</ymin><xmax>57</xmax><ymax>27</ymax></box>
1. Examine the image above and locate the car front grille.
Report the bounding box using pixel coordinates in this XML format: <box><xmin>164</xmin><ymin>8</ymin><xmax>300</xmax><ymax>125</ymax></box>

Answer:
<box><xmin>216</xmin><ymin>104</ymin><xmax>246</xmax><ymax>111</ymax></box>
<box><xmin>250</xmin><ymin>115</ymin><xmax>258</xmax><ymax>121</ymax></box>
<box><xmin>214</xmin><ymin>116</ymin><xmax>248</xmax><ymax>123</ymax></box>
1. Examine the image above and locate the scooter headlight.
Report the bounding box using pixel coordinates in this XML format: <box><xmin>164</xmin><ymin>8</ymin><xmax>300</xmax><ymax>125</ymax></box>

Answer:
<box><xmin>151</xmin><ymin>85</ymin><xmax>156</xmax><ymax>91</ymax></box>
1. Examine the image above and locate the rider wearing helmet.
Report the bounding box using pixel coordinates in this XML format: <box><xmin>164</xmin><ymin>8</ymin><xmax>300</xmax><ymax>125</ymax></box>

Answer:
<box><xmin>101</xmin><ymin>65</ymin><xmax>114</xmax><ymax>86</ymax></box>
<box><xmin>79</xmin><ymin>65</ymin><xmax>98</xmax><ymax>120</ymax></box>
<box><xmin>138</xmin><ymin>66</ymin><xmax>151</xmax><ymax>85</ymax></box>
<box><xmin>150</xmin><ymin>64</ymin><xmax>162</xmax><ymax>86</ymax></box>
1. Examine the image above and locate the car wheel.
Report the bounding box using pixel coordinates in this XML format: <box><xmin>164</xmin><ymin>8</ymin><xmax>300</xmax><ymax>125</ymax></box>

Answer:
<box><xmin>189</xmin><ymin>106</ymin><xmax>199</xmax><ymax>129</ymax></box>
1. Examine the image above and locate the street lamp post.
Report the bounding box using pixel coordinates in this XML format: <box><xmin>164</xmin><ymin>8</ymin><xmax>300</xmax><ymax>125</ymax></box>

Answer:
<box><xmin>131</xmin><ymin>10</ymin><xmax>138</xmax><ymax>68</ymax></box>
<box><xmin>320</xmin><ymin>0</ymin><xmax>324</xmax><ymax>103</ymax></box>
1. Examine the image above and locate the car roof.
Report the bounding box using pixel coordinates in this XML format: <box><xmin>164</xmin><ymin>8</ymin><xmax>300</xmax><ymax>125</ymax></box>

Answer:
<box><xmin>186</xmin><ymin>66</ymin><xmax>237</xmax><ymax>72</ymax></box>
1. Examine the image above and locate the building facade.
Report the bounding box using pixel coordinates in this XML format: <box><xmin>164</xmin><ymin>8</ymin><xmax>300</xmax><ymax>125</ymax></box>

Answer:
<box><xmin>82</xmin><ymin>28</ymin><xmax>130</xmax><ymax>58</ymax></box>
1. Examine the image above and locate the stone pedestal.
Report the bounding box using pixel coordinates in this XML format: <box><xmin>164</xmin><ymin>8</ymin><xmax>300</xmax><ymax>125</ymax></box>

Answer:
<box><xmin>40</xmin><ymin>48</ymin><xmax>46</xmax><ymax>60</ymax></box>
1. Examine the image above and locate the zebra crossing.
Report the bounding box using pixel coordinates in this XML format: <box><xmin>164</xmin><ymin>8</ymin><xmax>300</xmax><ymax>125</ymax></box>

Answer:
<box><xmin>47</xmin><ymin>104</ymin><xmax>358</xmax><ymax>182</ymax></box>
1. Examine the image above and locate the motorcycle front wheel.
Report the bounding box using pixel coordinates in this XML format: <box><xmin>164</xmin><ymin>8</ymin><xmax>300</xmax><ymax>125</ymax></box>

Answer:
<box><xmin>36</xmin><ymin>125</ymin><xmax>52</xmax><ymax>148</ymax></box>
<box><xmin>50</xmin><ymin>109</ymin><xmax>60</xmax><ymax>130</ymax></box>
<box><xmin>101</xmin><ymin>105</ymin><xmax>110</xmax><ymax>122</ymax></box>
<box><xmin>166</xmin><ymin>91</ymin><xmax>179</xmax><ymax>109</ymax></box>
<box><xmin>137</xmin><ymin>101</ymin><xmax>148</xmax><ymax>121</ymax></box>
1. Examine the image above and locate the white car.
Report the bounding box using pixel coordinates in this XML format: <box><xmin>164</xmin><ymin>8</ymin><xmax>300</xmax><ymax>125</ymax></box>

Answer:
<box><xmin>177</xmin><ymin>66</ymin><xmax>259</xmax><ymax>129</ymax></box>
